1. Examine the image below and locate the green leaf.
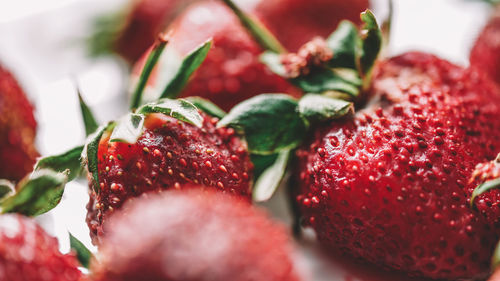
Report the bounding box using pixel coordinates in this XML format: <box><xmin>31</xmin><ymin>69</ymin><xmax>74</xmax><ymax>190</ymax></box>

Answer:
<box><xmin>159</xmin><ymin>40</ymin><xmax>212</xmax><ymax>99</ymax></box>
<box><xmin>85</xmin><ymin>123</ymin><xmax>114</xmax><ymax>193</ymax></box>
<box><xmin>358</xmin><ymin>10</ymin><xmax>383</xmax><ymax>81</ymax></box>
<box><xmin>69</xmin><ymin>233</ymin><xmax>93</xmax><ymax>268</ymax></box>
<box><xmin>326</xmin><ymin>21</ymin><xmax>359</xmax><ymax>69</ymax></box>
<box><xmin>260</xmin><ymin>52</ymin><xmax>287</xmax><ymax>76</ymax></box>
<box><xmin>252</xmin><ymin>150</ymin><xmax>290</xmax><ymax>202</ymax></box>
<box><xmin>0</xmin><ymin>180</ymin><xmax>14</xmax><ymax>200</ymax></box>
<box><xmin>87</xmin><ymin>9</ymin><xmax>127</xmax><ymax>57</ymax></box>
<box><xmin>109</xmin><ymin>113</ymin><xmax>145</xmax><ymax>144</ymax></box>
<box><xmin>292</xmin><ymin>68</ymin><xmax>361</xmax><ymax>97</ymax></box>
<box><xmin>35</xmin><ymin>146</ymin><xmax>84</xmax><ymax>182</ymax></box>
<box><xmin>185</xmin><ymin>97</ymin><xmax>226</xmax><ymax>119</ymax></box>
<box><xmin>470</xmin><ymin>177</ymin><xmax>500</xmax><ymax>208</ymax></box>
<box><xmin>0</xmin><ymin>169</ymin><xmax>67</xmax><ymax>216</ymax></box>
<box><xmin>130</xmin><ymin>34</ymin><xmax>170</xmax><ymax>110</ymax></box>
<box><xmin>221</xmin><ymin>0</ymin><xmax>286</xmax><ymax>53</ymax></box>
<box><xmin>298</xmin><ymin>94</ymin><xmax>354</xmax><ymax>123</ymax></box>
<box><xmin>78</xmin><ymin>90</ymin><xmax>99</xmax><ymax>136</ymax></box>
<box><xmin>138</xmin><ymin>99</ymin><xmax>203</xmax><ymax>128</ymax></box>
<box><xmin>218</xmin><ymin>94</ymin><xmax>307</xmax><ymax>155</ymax></box>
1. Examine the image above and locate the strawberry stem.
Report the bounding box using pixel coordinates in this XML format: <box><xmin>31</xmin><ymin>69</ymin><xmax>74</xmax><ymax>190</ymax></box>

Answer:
<box><xmin>221</xmin><ymin>0</ymin><xmax>286</xmax><ymax>54</ymax></box>
<box><xmin>130</xmin><ymin>32</ymin><xmax>170</xmax><ymax>111</ymax></box>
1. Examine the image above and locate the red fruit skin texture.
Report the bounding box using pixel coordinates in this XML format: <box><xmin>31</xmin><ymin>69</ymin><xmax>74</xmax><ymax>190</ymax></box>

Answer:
<box><xmin>470</xmin><ymin>6</ymin><xmax>500</xmax><ymax>85</ymax></box>
<box><xmin>0</xmin><ymin>214</ymin><xmax>82</xmax><ymax>281</ymax></box>
<box><xmin>469</xmin><ymin>156</ymin><xmax>500</xmax><ymax>229</ymax></box>
<box><xmin>91</xmin><ymin>188</ymin><xmax>300</xmax><ymax>281</ymax></box>
<box><xmin>293</xmin><ymin>52</ymin><xmax>500</xmax><ymax>279</ymax></box>
<box><xmin>255</xmin><ymin>0</ymin><xmax>369</xmax><ymax>51</ymax></box>
<box><xmin>132</xmin><ymin>1</ymin><xmax>300</xmax><ymax>112</ymax></box>
<box><xmin>0</xmin><ymin>64</ymin><xmax>38</xmax><ymax>182</ymax></box>
<box><xmin>86</xmin><ymin>112</ymin><xmax>253</xmax><ymax>244</ymax></box>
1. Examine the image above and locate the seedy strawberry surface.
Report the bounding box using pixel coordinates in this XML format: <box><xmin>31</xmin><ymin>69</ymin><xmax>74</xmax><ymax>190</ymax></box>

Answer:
<box><xmin>86</xmin><ymin>112</ymin><xmax>253</xmax><ymax>244</ymax></box>
<box><xmin>91</xmin><ymin>188</ymin><xmax>299</xmax><ymax>281</ymax></box>
<box><xmin>0</xmin><ymin>64</ymin><xmax>38</xmax><ymax>182</ymax></box>
<box><xmin>470</xmin><ymin>6</ymin><xmax>500</xmax><ymax>85</ymax></box>
<box><xmin>0</xmin><ymin>214</ymin><xmax>82</xmax><ymax>281</ymax></box>
<box><xmin>469</xmin><ymin>155</ymin><xmax>500</xmax><ymax>229</ymax></box>
<box><xmin>132</xmin><ymin>1</ymin><xmax>299</xmax><ymax>111</ymax></box>
<box><xmin>293</xmin><ymin>52</ymin><xmax>500</xmax><ymax>279</ymax></box>
<box><xmin>255</xmin><ymin>0</ymin><xmax>369</xmax><ymax>51</ymax></box>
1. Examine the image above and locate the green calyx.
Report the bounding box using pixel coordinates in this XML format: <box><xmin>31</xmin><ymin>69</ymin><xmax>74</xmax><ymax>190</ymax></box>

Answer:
<box><xmin>69</xmin><ymin>233</ymin><xmax>94</xmax><ymax>268</ymax></box>
<box><xmin>470</xmin><ymin>177</ymin><xmax>500</xmax><ymax>208</ymax></box>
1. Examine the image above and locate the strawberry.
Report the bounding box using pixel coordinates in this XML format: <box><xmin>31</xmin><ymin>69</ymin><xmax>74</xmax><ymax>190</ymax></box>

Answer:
<box><xmin>470</xmin><ymin>5</ymin><xmax>500</xmax><ymax>85</ymax></box>
<box><xmin>131</xmin><ymin>0</ymin><xmax>299</xmax><ymax>111</ymax></box>
<box><xmin>254</xmin><ymin>0</ymin><xmax>369</xmax><ymax>51</ymax></box>
<box><xmin>291</xmin><ymin>52</ymin><xmax>500</xmax><ymax>279</ymax></box>
<box><xmin>0</xmin><ymin>214</ymin><xmax>82</xmax><ymax>281</ymax></box>
<box><xmin>0</xmin><ymin>64</ymin><xmax>38</xmax><ymax>181</ymax></box>
<box><xmin>469</xmin><ymin>154</ymin><xmax>500</xmax><ymax>228</ymax></box>
<box><xmin>90</xmin><ymin>188</ymin><xmax>300</xmax><ymax>281</ymax></box>
<box><xmin>86</xmin><ymin>110</ymin><xmax>253</xmax><ymax>243</ymax></box>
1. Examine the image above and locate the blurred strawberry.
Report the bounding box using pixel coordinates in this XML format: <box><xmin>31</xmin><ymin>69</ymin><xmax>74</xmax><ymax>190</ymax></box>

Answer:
<box><xmin>90</xmin><ymin>188</ymin><xmax>300</xmax><ymax>281</ymax></box>
<box><xmin>0</xmin><ymin>64</ymin><xmax>38</xmax><ymax>182</ymax></box>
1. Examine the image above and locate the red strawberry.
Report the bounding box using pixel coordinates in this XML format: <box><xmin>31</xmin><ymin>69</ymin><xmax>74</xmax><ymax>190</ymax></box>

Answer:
<box><xmin>0</xmin><ymin>214</ymin><xmax>82</xmax><ymax>281</ymax></box>
<box><xmin>90</xmin><ymin>188</ymin><xmax>300</xmax><ymax>281</ymax></box>
<box><xmin>254</xmin><ymin>0</ymin><xmax>369</xmax><ymax>51</ymax></box>
<box><xmin>292</xmin><ymin>52</ymin><xmax>500</xmax><ymax>279</ymax></box>
<box><xmin>131</xmin><ymin>1</ymin><xmax>299</xmax><ymax>111</ymax></box>
<box><xmin>469</xmin><ymin>154</ymin><xmax>500</xmax><ymax>228</ymax></box>
<box><xmin>0</xmin><ymin>64</ymin><xmax>38</xmax><ymax>181</ymax></box>
<box><xmin>470</xmin><ymin>6</ymin><xmax>500</xmax><ymax>85</ymax></box>
<box><xmin>86</xmin><ymin>111</ymin><xmax>253</xmax><ymax>244</ymax></box>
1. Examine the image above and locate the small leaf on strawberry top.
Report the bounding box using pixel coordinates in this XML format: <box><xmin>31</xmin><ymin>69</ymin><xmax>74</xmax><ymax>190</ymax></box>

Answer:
<box><xmin>0</xmin><ymin>169</ymin><xmax>67</xmax><ymax>216</ymax></box>
<box><xmin>252</xmin><ymin>149</ymin><xmax>290</xmax><ymax>202</ymax></box>
<box><xmin>78</xmin><ymin>90</ymin><xmax>99</xmax><ymax>136</ymax></box>
<box><xmin>185</xmin><ymin>96</ymin><xmax>227</xmax><ymax>119</ymax></box>
<box><xmin>35</xmin><ymin>146</ymin><xmax>84</xmax><ymax>182</ymax></box>
<box><xmin>218</xmin><ymin>94</ymin><xmax>307</xmax><ymax>155</ymax></box>
<box><xmin>326</xmin><ymin>21</ymin><xmax>359</xmax><ymax>69</ymax></box>
<box><xmin>358</xmin><ymin>10</ymin><xmax>382</xmax><ymax>83</ymax></box>
<box><xmin>0</xmin><ymin>180</ymin><xmax>14</xmax><ymax>200</ymax></box>
<box><xmin>84</xmin><ymin>123</ymin><xmax>115</xmax><ymax>193</ymax></box>
<box><xmin>471</xmin><ymin>178</ymin><xmax>500</xmax><ymax>208</ymax></box>
<box><xmin>298</xmin><ymin>94</ymin><xmax>354</xmax><ymax>123</ymax></box>
<box><xmin>109</xmin><ymin>113</ymin><xmax>145</xmax><ymax>144</ymax></box>
<box><xmin>159</xmin><ymin>39</ymin><xmax>213</xmax><ymax>99</ymax></box>
<box><xmin>69</xmin><ymin>233</ymin><xmax>93</xmax><ymax>269</ymax></box>
<box><xmin>137</xmin><ymin>98</ymin><xmax>203</xmax><ymax>128</ymax></box>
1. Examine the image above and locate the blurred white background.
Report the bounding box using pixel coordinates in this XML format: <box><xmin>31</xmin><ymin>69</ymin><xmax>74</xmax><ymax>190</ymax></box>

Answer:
<box><xmin>0</xmin><ymin>0</ymin><xmax>493</xmax><ymax>280</ymax></box>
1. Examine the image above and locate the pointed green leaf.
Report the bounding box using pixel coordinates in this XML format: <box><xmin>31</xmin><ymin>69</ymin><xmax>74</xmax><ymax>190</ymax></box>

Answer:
<box><xmin>218</xmin><ymin>94</ymin><xmax>306</xmax><ymax>155</ymax></box>
<box><xmin>84</xmin><ymin>123</ymin><xmax>114</xmax><ymax>193</ymax></box>
<box><xmin>221</xmin><ymin>0</ymin><xmax>286</xmax><ymax>53</ymax></box>
<box><xmin>138</xmin><ymin>99</ymin><xmax>203</xmax><ymax>128</ymax></box>
<box><xmin>260</xmin><ymin>52</ymin><xmax>287</xmax><ymax>76</ymax></box>
<box><xmin>87</xmin><ymin>9</ymin><xmax>127</xmax><ymax>57</ymax></box>
<box><xmin>252</xmin><ymin>150</ymin><xmax>290</xmax><ymax>202</ymax></box>
<box><xmin>326</xmin><ymin>21</ymin><xmax>359</xmax><ymax>69</ymax></box>
<box><xmin>35</xmin><ymin>146</ymin><xmax>84</xmax><ymax>182</ymax></box>
<box><xmin>109</xmin><ymin>113</ymin><xmax>145</xmax><ymax>144</ymax></box>
<box><xmin>358</xmin><ymin>10</ymin><xmax>382</xmax><ymax>81</ymax></box>
<box><xmin>292</xmin><ymin>68</ymin><xmax>361</xmax><ymax>97</ymax></box>
<box><xmin>0</xmin><ymin>180</ymin><xmax>14</xmax><ymax>200</ymax></box>
<box><xmin>185</xmin><ymin>97</ymin><xmax>227</xmax><ymax>119</ymax></box>
<box><xmin>470</xmin><ymin>177</ymin><xmax>500</xmax><ymax>208</ymax></box>
<box><xmin>159</xmin><ymin>40</ymin><xmax>212</xmax><ymax>99</ymax></box>
<box><xmin>1</xmin><ymin>169</ymin><xmax>67</xmax><ymax>216</ymax></box>
<box><xmin>78</xmin><ymin>91</ymin><xmax>99</xmax><ymax>136</ymax></box>
<box><xmin>130</xmin><ymin>34</ymin><xmax>170</xmax><ymax>110</ymax></box>
<box><xmin>69</xmin><ymin>233</ymin><xmax>93</xmax><ymax>268</ymax></box>
<box><xmin>298</xmin><ymin>94</ymin><xmax>354</xmax><ymax>123</ymax></box>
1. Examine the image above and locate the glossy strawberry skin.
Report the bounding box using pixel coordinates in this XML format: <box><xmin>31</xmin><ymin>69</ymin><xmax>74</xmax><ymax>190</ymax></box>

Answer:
<box><xmin>0</xmin><ymin>214</ymin><xmax>81</xmax><ymax>281</ymax></box>
<box><xmin>132</xmin><ymin>1</ymin><xmax>299</xmax><ymax>111</ymax></box>
<box><xmin>293</xmin><ymin>52</ymin><xmax>500</xmax><ymax>279</ymax></box>
<box><xmin>470</xmin><ymin>6</ymin><xmax>500</xmax><ymax>85</ymax></box>
<box><xmin>86</xmin><ymin>112</ymin><xmax>253</xmax><ymax>244</ymax></box>
<box><xmin>0</xmin><ymin>65</ymin><xmax>38</xmax><ymax>182</ymax></box>
<box><xmin>255</xmin><ymin>0</ymin><xmax>369</xmax><ymax>51</ymax></box>
<box><xmin>91</xmin><ymin>188</ymin><xmax>299</xmax><ymax>281</ymax></box>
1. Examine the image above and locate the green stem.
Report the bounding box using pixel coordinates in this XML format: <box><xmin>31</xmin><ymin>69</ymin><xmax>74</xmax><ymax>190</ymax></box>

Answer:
<box><xmin>130</xmin><ymin>32</ymin><xmax>170</xmax><ymax>111</ymax></box>
<box><xmin>221</xmin><ymin>0</ymin><xmax>286</xmax><ymax>54</ymax></box>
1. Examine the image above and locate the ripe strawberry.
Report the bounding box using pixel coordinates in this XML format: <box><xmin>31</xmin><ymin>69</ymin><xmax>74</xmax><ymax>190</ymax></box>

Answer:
<box><xmin>469</xmin><ymin>154</ymin><xmax>500</xmax><ymax>228</ymax></box>
<box><xmin>470</xmin><ymin>5</ymin><xmax>500</xmax><ymax>85</ymax></box>
<box><xmin>0</xmin><ymin>214</ymin><xmax>82</xmax><ymax>281</ymax></box>
<box><xmin>90</xmin><ymin>188</ymin><xmax>300</xmax><ymax>281</ymax></box>
<box><xmin>86</xmin><ymin>111</ymin><xmax>253</xmax><ymax>243</ymax></box>
<box><xmin>292</xmin><ymin>52</ymin><xmax>500</xmax><ymax>279</ymax></box>
<box><xmin>0</xmin><ymin>64</ymin><xmax>38</xmax><ymax>181</ymax></box>
<box><xmin>131</xmin><ymin>0</ymin><xmax>299</xmax><ymax>111</ymax></box>
<box><xmin>254</xmin><ymin>0</ymin><xmax>369</xmax><ymax>51</ymax></box>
